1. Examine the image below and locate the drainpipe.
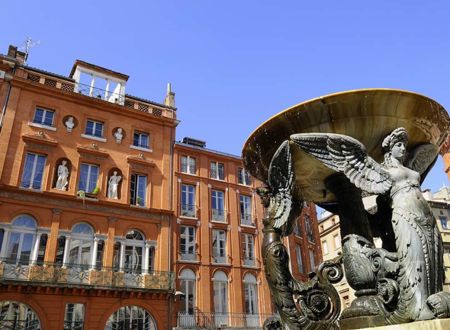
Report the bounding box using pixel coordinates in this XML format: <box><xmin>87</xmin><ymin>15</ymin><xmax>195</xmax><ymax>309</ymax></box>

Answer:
<box><xmin>168</xmin><ymin>117</ymin><xmax>180</xmax><ymax>329</ymax></box>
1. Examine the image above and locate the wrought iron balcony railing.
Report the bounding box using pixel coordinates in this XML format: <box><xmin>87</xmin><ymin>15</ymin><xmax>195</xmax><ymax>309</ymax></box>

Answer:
<box><xmin>212</xmin><ymin>208</ymin><xmax>225</xmax><ymax>222</ymax></box>
<box><xmin>75</xmin><ymin>82</ymin><xmax>125</xmax><ymax>105</ymax></box>
<box><xmin>177</xmin><ymin>311</ymin><xmax>273</xmax><ymax>329</ymax></box>
<box><xmin>0</xmin><ymin>319</ymin><xmax>40</xmax><ymax>330</ymax></box>
<box><xmin>0</xmin><ymin>260</ymin><xmax>174</xmax><ymax>291</ymax></box>
<box><xmin>181</xmin><ymin>204</ymin><xmax>196</xmax><ymax>218</ymax></box>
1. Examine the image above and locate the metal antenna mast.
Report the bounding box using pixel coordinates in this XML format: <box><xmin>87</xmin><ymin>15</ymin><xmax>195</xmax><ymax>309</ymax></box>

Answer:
<box><xmin>20</xmin><ymin>37</ymin><xmax>40</xmax><ymax>65</ymax></box>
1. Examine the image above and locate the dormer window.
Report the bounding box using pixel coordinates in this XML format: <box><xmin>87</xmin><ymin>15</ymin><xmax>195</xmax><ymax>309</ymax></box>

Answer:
<box><xmin>71</xmin><ymin>60</ymin><xmax>128</xmax><ymax>105</ymax></box>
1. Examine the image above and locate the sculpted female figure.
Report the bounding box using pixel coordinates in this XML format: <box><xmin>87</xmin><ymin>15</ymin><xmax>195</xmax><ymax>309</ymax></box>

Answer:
<box><xmin>291</xmin><ymin>127</ymin><xmax>450</xmax><ymax>322</ymax></box>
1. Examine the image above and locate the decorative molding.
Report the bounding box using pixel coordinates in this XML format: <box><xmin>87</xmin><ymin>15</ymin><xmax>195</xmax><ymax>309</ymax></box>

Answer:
<box><xmin>22</xmin><ymin>133</ymin><xmax>58</xmax><ymax>148</ymax></box>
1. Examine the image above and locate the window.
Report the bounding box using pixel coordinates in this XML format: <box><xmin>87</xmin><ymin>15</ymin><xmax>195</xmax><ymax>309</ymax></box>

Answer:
<box><xmin>1</xmin><ymin>215</ymin><xmax>37</xmax><ymax>264</ymax></box>
<box><xmin>211</xmin><ymin>190</ymin><xmax>225</xmax><ymax>221</ymax></box>
<box><xmin>105</xmin><ymin>306</ymin><xmax>157</xmax><ymax>330</ymax></box>
<box><xmin>295</xmin><ymin>245</ymin><xmax>304</xmax><ymax>273</ymax></box>
<box><xmin>322</xmin><ymin>240</ymin><xmax>329</xmax><ymax>255</ymax></box>
<box><xmin>181</xmin><ymin>184</ymin><xmax>196</xmax><ymax>217</ymax></box>
<box><xmin>130</xmin><ymin>174</ymin><xmax>147</xmax><ymax>207</ymax></box>
<box><xmin>440</xmin><ymin>216</ymin><xmax>449</xmax><ymax>230</ymax></box>
<box><xmin>213</xmin><ymin>271</ymin><xmax>228</xmax><ymax>326</ymax></box>
<box><xmin>293</xmin><ymin>218</ymin><xmax>302</xmax><ymax>236</ymax></box>
<box><xmin>240</xmin><ymin>195</ymin><xmax>252</xmax><ymax>225</ymax></box>
<box><xmin>33</xmin><ymin>107</ymin><xmax>54</xmax><ymax>126</ymax></box>
<box><xmin>309</xmin><ymin>249</ymin><xmax>316</xmax><ymax>271</ymax></box>
<box><xmin>64</xmin><ymin>303</ymin><xmax>85</xmax><ymax>330</ymax></box>
<box><xmin>242</xmin><ymin>234</ymin><xmax>255</xmax><ymax>266</ymax></box>
<box><xmin>68</xmin><ymin>223</ymin><xmax>94</xmax><ymax>267</ymax></box>
<box><xmin>180</xmin><ymin>226</ymin><xmax>196</xmax><ymax>260</ymax></box>
<box><xmin>78</xmin><ymin>163</ymin><xmax>99</xmax><ymax>193</ymax></box>
<box><xmin>334</xmin><ymin>234</ymin><xmax>341</xmax><ymax>249</ymax></box>
<box><xmin>210</xmin><ymin>161</ymin><xmax>224</xmax><ymax>180</ymax></box>
<box><xmin>21</xmin><ymin>153</ymin><xmax>46</xmax><ymax>190</ymax></box>
<box><xmin>305</xmin><ymin>215</ymin><xmax>315</xmax><ymax>242</ymax></box>
<box><xmin>243</xmin><ymin>274</ymin><xmax>259</xmax><ymax>327</ymax></box>
<box><xmin>113</xmin><ymin>230</ymin><xmax>154</xmax><ymax>275</ymax></box>
<box><xmin>0</xmin><ymin>301</ymin><xmax>40</xmax><ymax>329</ymax></box>
<box><xmin>237</xmin><ymin>167</ymin><xmax>252</xmax><ymax>186</ymax></box>
<box><xmin>179</xmin><ymin>269</ymin><xmax>196</xmax><ymax>318</ymax></box>
<box><xmin>84</xmin><ymin>119</ymin><xmax>103</xmax><ymax>138</ymax></box>
<box><xmin>133</xmin><ymin>131</ymin><xmax>150</xmax><ymax>149</ymax></box>
<box><xmin>181</xmin><ymin>156</ymin><xmax>196</xmax><ymax>175</ymax></box>
<box><xmin>212</xmin><ymin>230</ymin><xmax>227</xmax><ymax>263</ymax></box>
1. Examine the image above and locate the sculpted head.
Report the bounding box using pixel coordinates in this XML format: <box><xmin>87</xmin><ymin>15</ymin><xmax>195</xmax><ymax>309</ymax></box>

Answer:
<box><xmin>382</xmin><ymin>127</ymin><xmax>408</xmax><ymax>165</ymax></box>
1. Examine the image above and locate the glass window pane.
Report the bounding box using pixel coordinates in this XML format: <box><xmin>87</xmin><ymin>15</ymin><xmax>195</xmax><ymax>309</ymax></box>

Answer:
<box><xmin>33</xmin><ymin>108</ymin><xmax>44</xmax><ymax>123</ymax></box>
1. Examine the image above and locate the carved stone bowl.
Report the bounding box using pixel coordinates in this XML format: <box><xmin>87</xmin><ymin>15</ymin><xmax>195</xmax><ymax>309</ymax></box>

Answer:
<box><xmin>242</xmin><ymin>89</ymin><xmax>449</xmax><ymax>203</ymax></box>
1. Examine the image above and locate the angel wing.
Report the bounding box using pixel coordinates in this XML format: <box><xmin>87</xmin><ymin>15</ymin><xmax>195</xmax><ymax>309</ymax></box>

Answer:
<box><xmin>290</xmin><ymin>133</ymin><xmax>392</xmax><ymax>195</ymax></box>
<box><xmin>405</xmin><ymin>143</ymin><xmax>439</xmax><ymax>182</ymax></box>
<box><xmin>267</xmin><ymin>140</ymin><xmax>302</xmax><ymax>235</ymax></box>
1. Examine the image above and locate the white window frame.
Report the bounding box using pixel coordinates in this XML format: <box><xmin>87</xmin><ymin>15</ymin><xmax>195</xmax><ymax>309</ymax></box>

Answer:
<box><xmin>334</xmin><ymin>234</ymin><xmax>341</xmax><ymax>249</ymax></box>
<box><xmin>239</xmin><ymin>195</ymin><xmax>252</xmax><ymax>226</ymax></box>
<box><xmin>78</xmin><ymin>163</ymin><xmax>99</xmax><ymax>193</ymax></box>
<box><xmin>32</xmin><ymin>107</ymin><xmax>55</xmax><ymax>127</ymax></box>
<box><xmin>210</xmin><ymin>161</ymin><xmax>225</xmax><ymax>180</ymax></box>
<box><xmin>237</xmin><ymin>167</ymin><xmax>252</xmax><ymax>186</ymax></box>
<box><xmin>181</xmin><ymin>155</ymin><xmax>196</xmax><ymax>175</ymax></box>
<box><xmin>21</xmin><ymin>153</ymin><xmax>47</xmax><ymax>191</ymax></box>
<box><xmin>295</xmin><ymin>245</ymin><xmax>304</xmax><ymax>273</ymax></box>
<box><xmin>181</xmin><ymin>184</ymin><xmax>196</xmax><ymax>218</ymax></box>
<box><xmin>242</xmin><ymin>233</ymin><xmax>255</xmax><ymax>266</ymax></box>
<box><xmin>180</xmin><ymin>226</ymin><xmax>196</xmax><ymax>261</ymax></box>
<box><xmin>322</xmin><ymin>240</ymin><xmax>329</xmax><ymax>255</ymax></box>
<box><xmin>309</xmin><ymin>249</ymin><xmax>316</xmax><ymax>272</ymax></box>
<box><xmin>179</xmin><ymin>269</ymin><xmax>196</xmax><ymax>316</ymax></box>
<box><xmin>211</xmin><ymin>190</ymin><xmax>225</xmax><ymax>222</ymax></box>
<box><xmin>130</xmin><ymin>173</ymin><xmax>147</xmax><ymax>207</ymax></box>
<box><xmin>213</xmin><ymin>271</ymin><xmax>228</xmax><ymax>326</ymax></box>
<box><xmin>84</xmin><ymin>119</ymin><xmax>104</xmax><ymax>138</ymax></box>
<box><xmin>243</xmin><ymin>274</ymin><xmax>259</xmax><ymax>322</ymax></box>
<box><xmin>212</xmin><ymin>230</ymin><xmax>227</xmax><ymax>264</ymax></box>
<box><xmin>64</xmin><ymin>303</ymin><xmax>85</xmax><ymax>330</ymax></box>
<box><xmin>132</xmin><ymin>131</ymin><xmax>150</xmax><ymax>149</ymax></box>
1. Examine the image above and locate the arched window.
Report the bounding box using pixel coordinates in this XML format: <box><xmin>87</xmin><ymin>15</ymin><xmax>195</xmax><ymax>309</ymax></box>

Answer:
<box><xmin>105</xmin><ymin>305</ymin><xmax>156</xmax><ymax>330</ymax></box>
<box><xmin>212</xmin><ymin>271</ymin><xmax>228</xmax><ymax>327</ymax></box>
<box><xmin>179</xmin><ymin>269</ymin><xmax>196</xmax><ymax>323</ymax></box>
<box><xmin>68</xmin><ymin>223</ymin><xmax>94</xmax><ymax>267</ymax></box>
<box><xmin>0</xmin><ymin>301</ymin><xmax>41</xmax><ymax>329</ymax></box>
<box><xmin>0</xmin><ymin>215</ymin><xmax>37</xmax><ymax>264</ymax></box>
<box><xmin>243</xmin><ymin>274</ymin><xmax>259</xmax><ymax>327</ymax></box>
<box><xmin>113</xmin><ymin>230</ymin><xmax>155</xmax><ymax>275</ymax></box>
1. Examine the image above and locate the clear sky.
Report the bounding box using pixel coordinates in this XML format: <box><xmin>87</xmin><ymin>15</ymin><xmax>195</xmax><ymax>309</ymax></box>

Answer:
<box><xmin>1</xmin><ymin>0</ymin><xmax>449</xmax><ymax>192</ymax></box>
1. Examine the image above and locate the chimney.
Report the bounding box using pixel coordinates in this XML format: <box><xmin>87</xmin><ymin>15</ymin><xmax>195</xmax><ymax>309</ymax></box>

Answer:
<box><xmin>164</xmin><ymin>83</ymin><xmax>176</xmax><ymax>108</ymax></box>
<box><xmin>6</xmin><ymin>45</ymin><xmax>26</xmax><ymax>65</ymax></box>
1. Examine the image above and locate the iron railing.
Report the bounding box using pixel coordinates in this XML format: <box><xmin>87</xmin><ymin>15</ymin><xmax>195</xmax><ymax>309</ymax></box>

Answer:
<box><xmin>177</xmin><ymin>312</ymin><xmax>274</xmax><ymax>329</ymax></box>
<box><xmin>181</xmin><ymin>204</ymin><xmax>196</xmax><ymax>218</ymax></box>
<box><xmin>212</xmin><ymin>209</ymin><xmax>225</xmax><ymax>222</ymax></box>
<box><xmin>0</xmin><ymin>320</ymin><xmax>40</xmax><ymax>330</ymax></box>
<box><xmin>75</xmin><ymin>82</ymin><xmax>125</xmax><ymax>105</ymax></box>
<box><xmin>63</xmin><ymin>320</ymin><xmax>84</xmax><ymax>330</ymax></box>
<box><xmin>0</xmin><ymin>260</ymin><xmax>174</xmax><ymax>291</ymax></box>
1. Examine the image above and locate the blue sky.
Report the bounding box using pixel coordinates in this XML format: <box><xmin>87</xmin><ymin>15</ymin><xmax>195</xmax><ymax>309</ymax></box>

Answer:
<box><xmin>2</xmin><ymin>0</ymin><xmax>449</xmax><ymax>192</ymax></box>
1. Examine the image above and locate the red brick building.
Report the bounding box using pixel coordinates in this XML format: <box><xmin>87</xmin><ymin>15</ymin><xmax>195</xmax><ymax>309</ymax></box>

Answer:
<box><xmin>0</xmin><ymin>45</ymin><xmax>322</xmax><ymax>329</ymax></box>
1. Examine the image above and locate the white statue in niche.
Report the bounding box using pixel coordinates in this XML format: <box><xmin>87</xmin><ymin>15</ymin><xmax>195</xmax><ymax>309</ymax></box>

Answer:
<box><xmin>108</xmin><ymin>171</ymin><xmax>122</xmax><ymax>199</ymax></box>
<box><xmin>65</xmin><ymin>116</ymin><xmax>75</xmax><ymax>132</ymax></box>
<box><xmin>114</xmin><ymin>128</ymin><xmax>123</xmax><ymax>143</ymax></box>
<box><xmin>55</xmin><ymin>160</ymin><xmax>69</xmax><ymax>191</ymax></box>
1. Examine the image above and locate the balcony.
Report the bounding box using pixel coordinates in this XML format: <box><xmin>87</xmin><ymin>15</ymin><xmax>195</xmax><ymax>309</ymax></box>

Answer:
<box><xmin>180</xmin><ymin>252</ymin><xmax>197</xmax><ymax>262</ymax></box>
<box><xmin>212</xmin><ymin>208</ymin><xmax>225</xmax><ymax>222</ymax></box>
<box><xmin>0</xmin><ymin>260</ymin><xmax>174</xmax><ymax>291</ymax></box>
<box><xmin>181</xmin><ymin>204</ymin><xmax>196</xmax><ymax>218</ymax></box>
<box><xmin>240</xmin><ymin>214</ymin><xmax>253</xmax><ymax>226</ymax></box>
<box><xmin>176</xmin><ymin>312</ymin><xmax>272</xmax><ymax>329</ymax></box>
<box><xmin>243</xmin><ymin>258</ymin><xmax>256</xmax><ymax>267</ymax></box>
<box><xmin>212</xmin><ymin>254</ymin><xmax>227</xmax><ymax>264</ymax></box>
<box><xmin>75</xmin><ymin>81</ymin><xmax>125</xmax><ymax>105</ymax></box>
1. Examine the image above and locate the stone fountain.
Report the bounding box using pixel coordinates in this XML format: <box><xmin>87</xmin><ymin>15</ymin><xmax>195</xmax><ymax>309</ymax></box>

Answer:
<box><xmin>242</xmin><ymin>89</ymin><xmax>450</xmax><ymax>329</ymax></box>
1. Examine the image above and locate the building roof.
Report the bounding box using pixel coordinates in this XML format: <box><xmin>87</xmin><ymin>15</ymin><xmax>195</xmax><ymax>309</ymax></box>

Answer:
<box><xmin>69</xmin><ymin>60</ymin><xmax>129</xmax><ymax>81</ymax></box>
<box><xmin>174</xmin><ymin>141</ymin><xmax>242</xmax><ymax>161</ymax></box>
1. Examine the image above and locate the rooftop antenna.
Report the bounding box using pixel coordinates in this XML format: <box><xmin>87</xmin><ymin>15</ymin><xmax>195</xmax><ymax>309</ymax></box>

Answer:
<box><xmin>19</xmin><ymin>37</ymin><xmax>40</xmax><ymax>65</ymax></box>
